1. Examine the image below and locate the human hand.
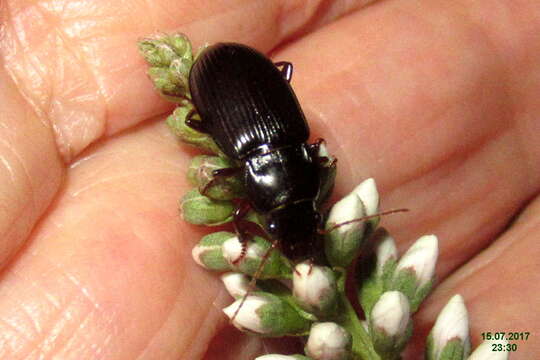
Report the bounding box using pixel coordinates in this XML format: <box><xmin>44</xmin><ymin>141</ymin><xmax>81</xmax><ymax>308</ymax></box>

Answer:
<box><xmin>1</xmin><ymin>1</ymin><xmax>538</xmax><ymax>359</ymax></box>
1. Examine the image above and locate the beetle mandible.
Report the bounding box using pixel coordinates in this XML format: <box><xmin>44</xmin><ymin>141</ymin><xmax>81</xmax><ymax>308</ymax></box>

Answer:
<box><xmin>186</xmin><ymin>43</ymin><xmax>329</xmax><ymax>262</ymax></box>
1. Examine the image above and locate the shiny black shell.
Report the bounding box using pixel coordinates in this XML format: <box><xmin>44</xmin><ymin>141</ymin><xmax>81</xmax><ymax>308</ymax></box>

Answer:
<box><xmin>189</xmin><ymin>43</ymin><xmax>309</xmax><ymax>159</ymax></box>
<box><xmin>244</xmin><ymin>144</ymin><xmax>319</xmax><ymax>213</ymax></box>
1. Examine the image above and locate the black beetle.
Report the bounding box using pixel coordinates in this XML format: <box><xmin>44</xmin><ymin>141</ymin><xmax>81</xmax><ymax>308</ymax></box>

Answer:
<box><xmin>186</xmin><ymin>43</ymin><xmax>330</xmax><ymax>262</ymax></box>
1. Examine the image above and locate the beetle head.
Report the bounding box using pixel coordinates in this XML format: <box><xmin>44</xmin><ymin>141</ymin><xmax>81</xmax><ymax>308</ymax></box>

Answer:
<box><xmin>265</xmin><ymin>201</ymin><xmax>320</xmax><ymax>261</ymax></box>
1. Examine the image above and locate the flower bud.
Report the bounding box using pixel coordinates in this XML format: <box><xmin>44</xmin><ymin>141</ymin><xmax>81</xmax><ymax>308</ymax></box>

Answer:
<box><xmin>138</xmin><ymin>34</ymin><xmax>194</xmax><ymax>103</ymax></box>
<box><xmin>138</xmin><ymin>33</ymin><xmax>192</xmax><ymax>67</ymax></box>
<box><xmin>147</xmin><ymin>66</ymin><xmax>188</xmax><ymax>100</ymax></box>
<box><xmin>169</xmin><ymin>55</ymin><xmax>192</xmax><ymax>79</ymax></box>
<box><xmin>187</xmin><ymin>155</ymin><xmax>244</xmax><ymax>200</ymax></box>
<box><xmin>192</xmin><ymin>231</ymin><xmax>235</xmax><ymax>271</ymax></box>
<box><xmin>180</xmin><ymin>188</ymin><xmax>234</xmax><ymax>226</ymax></box>
<box><xmin>305</xmin><ymin>322</ymin><xmax>352</xmax><ymax>360</ymax></box>
<box><xmin>467</xmin><ymin>339</ymin><xmax>509</xmax><ymax>360</ymax></box>
<box><xmin>166</xmin><ymin>107</ymin><xmax>222</xmax><ymax>154</ymax></box>
<box><xmin>351</xmin><ymin>178</ymin><xmax>380</xmax><ymax>231</ymax></box>
<box><xmin>371</xmin><ymin>291</ymin><xmax>410</xmax><ymax>337</ymax></box>
<box><xmin>370</xmin><ymin>291</ymin><xmax>412</xmax><ymax>356</ymax></box>
<box><xmin>256</xmin><ymin>355</ymin><xmax>312</xmax><ymax>360</ymax></box>
<box><xmin>316</xmin><ymin>144</ymin><xmax>337</xmax><ymax>208</ymax></box>
<box><xmin>223</xmin><ymin>293</ymin><xmax>311</xmax><ymax>336</ymax></box>
<box><xmin>351</xmin><ymin>178</ymin><xmax>379</xmax><ymax>216</ymax></box>
<box><xmin>373</xmin><ymin>228</ymin><xmax>398</xmax><ymax>280</ymax></box>
<box><xmin>221</xmin><ymin>272</ymin><xmax>256</xmax><ymax>298</ymax></box>
<box><xmin>426</xmin><ymin>295</ymin><xmax>470</xmax><ymax>360</ymax></box>
<box><xmin>138</xmin><ymin>40</ymin><xmax>170</xmax><ymax>67</ymax></box>
<box><xmin>391</xmin><ymin>235</ymin><xmax>438</xmax><ymax>311</ymax></box>
<box><xmin>293</xmin><ymin>262</ymin><xmax>338</xmax><ymax>316</ymax></box>
<box><xmin>324</xmin><ymin>192</ymin><xmax>366</xmax><ymax>267</ymax></box>
<box><xmin>357</xmin><ymin>229</ymin><xmax>398</xmax><ymax>317</ymax></box>
<box><xmin>222</xmin><ymin>236</ymin><xmax>291</xmax><ymax>279</ymax></box>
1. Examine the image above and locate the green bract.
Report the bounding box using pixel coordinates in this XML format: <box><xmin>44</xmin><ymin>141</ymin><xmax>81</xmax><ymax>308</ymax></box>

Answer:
<box><xmin>222</xmin><ymin>236</ymin><xmax>292</xmax><ymax>279</ymax></box>
<box><xmin>187</xmin><ymin>155</ymin><xmax>244</xmax><ymax>200</ymax></box>
<box><xmin>138</xmin><ymin>34</ymin><xmax>193</xmax><ymax>104</ymax></box>
<box><xmin>256</xmin><ymin>293</ymin><xmax>312</xmax><ymax>336</ymax></box>
<box><xmin>192</xmin><ymin>231</ymin><xmax>236</xmax><ymax>271</ymax></box>
<box><xmin>180</xmin><ymin>188</ymin><xmax>234</xmax><ymax>226</ymax></box>
<box><xmin>166</xmin><ymin>106</ymin><xmax>222</xmax><ymax>154</ymax></box>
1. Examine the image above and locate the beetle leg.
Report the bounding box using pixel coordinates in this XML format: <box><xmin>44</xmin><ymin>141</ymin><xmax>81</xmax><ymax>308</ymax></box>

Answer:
<box><xmin>230</xmin><ymin>200</ymin><xmax>270</xmax><ymax>265</ymax></box>
<box><xmin>231</xmin><ymin>201</ymin><xmax>253</xmax><ymax>265</ymax></box>
<box><xmin>200</xmin><ymin>167</ymin><xmax>242</xmax><ymax>196</ymax></box>
<box><xmin>230</xmin><ymin>239</ymin><xmax>279</xmax><ymax>324</ymax></box>
<box><xmin>274</xmin><ymin>61</ymin><xmax>293</xmax><ymax>82</ymax></box>
<box><xmin>185</xmin><ymin>109</ymin><xmax>209</xmax><ymax>133</ymax></box>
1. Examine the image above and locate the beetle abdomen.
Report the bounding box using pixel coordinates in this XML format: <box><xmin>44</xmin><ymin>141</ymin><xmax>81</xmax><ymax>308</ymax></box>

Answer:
<box><xmin>189</xmin><ymin>43</ymin><xmax>309</xmax><ymax>159</ymax></box>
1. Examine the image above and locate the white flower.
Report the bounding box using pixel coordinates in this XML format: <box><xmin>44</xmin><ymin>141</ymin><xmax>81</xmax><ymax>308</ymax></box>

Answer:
<box><xmin>395</xmin><ymin>235</ymin><xmax>438</xmax><ymax>288</ymax></box>
<box><xmin>305</xmin><ymin>322</ymin><xmax>352</xmax><ymax>360</ymax></box>
<box><xmin>221</xmin><ymin>272</ymin><xmax>255</xmax><ymax>298</ymax></box>
<box><xmin>326</xmin><ymin>192</ymin><xmax>366</xmax><ymax>235</ymax></box>
<box><xmin>371</xmin><ymin>291</ymin><xmax>410</xmax><ymax>337</ymax></box>
<box><xmin>429</xmin><ymin>294</ymin><xmax>470</xmax><ymax>359</ymax></box>
<box><xmin>468</xmin><ymin>339</ymin><xmax>509</xmax><ymax>360</ymax></box>
<box><xmin>374</xmin><ymin>230</ymin><xmax>398</xmax><ymax>277</ymax></box>
<box><xmin>222</xmin><ymin>295</ymin><xmax>270</xmax><ymax>334</ymax></box>
<box><xmin>293</xmin><ymin>262</ymin><xmax>337</xmax><ymax>314</ymax></box>
<box><xmin>351</xmin><ymin>178</ymin><xmax>379</xmax><ymax>216</ymax></box>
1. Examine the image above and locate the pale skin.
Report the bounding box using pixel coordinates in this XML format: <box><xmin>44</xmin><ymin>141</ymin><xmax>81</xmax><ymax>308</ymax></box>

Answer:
<box><xmin>0</xmin><ymin>0</ymin><xmax>539</xmax><ymax>359</ymax></box>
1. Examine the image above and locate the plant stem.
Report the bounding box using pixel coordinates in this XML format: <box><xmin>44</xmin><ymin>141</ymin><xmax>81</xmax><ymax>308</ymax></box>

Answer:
<box><xmin>338</xmin><ymin>293</ymin><xmax>381</xmax><ymax>360</ymax></box>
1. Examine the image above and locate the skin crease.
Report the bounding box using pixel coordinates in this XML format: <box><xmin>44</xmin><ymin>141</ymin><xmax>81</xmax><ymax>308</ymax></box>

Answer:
<box><xmin>0</xmin><ymin>0</ymin><xmax>539</xmax><ymax>358</ymax></box>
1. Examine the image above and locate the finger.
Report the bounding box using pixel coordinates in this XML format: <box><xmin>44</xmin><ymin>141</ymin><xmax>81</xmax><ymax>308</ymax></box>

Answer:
<box><xmin>0</xmin><ymin>69</ymin><xmax>63</xmax><ymax>270</ymax></box>
<box><xmin>272</xmin><ymin>0</ymin><xmax>540</xmax><ymax>277</ymax></box>
<box><xmin>0</xmin><ymin>0</ymin><xmax>370</xmax><ymax>162</ymax></box>
<box><xmin>0</xmin><ymin>120</ymin><xmax>229</xmax><ymax>359</ymax></box>
<box><xmin>404</xmin><ymin>195</ymin><xmax>540</xmax><ymax>359</ymax></box>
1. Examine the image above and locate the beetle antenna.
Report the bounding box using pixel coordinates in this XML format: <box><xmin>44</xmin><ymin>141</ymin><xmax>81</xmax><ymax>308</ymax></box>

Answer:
<box><xmin>318</xmin><ymin>208</ymin><xmax>409</xmax><ymax>235</ymax></box>
<box><xmin>230</xmin><ymin>240</ymin><xmax>279</xmax><ymax>324</ymax></box>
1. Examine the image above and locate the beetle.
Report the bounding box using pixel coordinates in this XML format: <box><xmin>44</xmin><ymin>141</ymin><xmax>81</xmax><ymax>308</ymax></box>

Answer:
<box><xmin>186</xmin><ymin>43</ymin><xmax>330</xmax><ymax>262</ymax></box>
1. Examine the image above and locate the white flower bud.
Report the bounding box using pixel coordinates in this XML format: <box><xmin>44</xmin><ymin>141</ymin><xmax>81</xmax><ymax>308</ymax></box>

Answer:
<box><xmin>191</xmin><ymin>231</ymin><xmax>234</xmax><ymax>271</ymax></box>
<box><xmin>220</xmin><ymin>236</ymin><xmax>291</xmax><ymax>279</ymax></box>
<box><xmin>325</xmin><ymin>192</ymin><xmax>366</xmax><ymax>266</ymax></box>
<box><xmin>371</xmin><ymin>291</ymin><xmax>410</xmax><ymax>337</ymax></box>
<box><xmin>222</xmin><ymin>236</ymin><xmax>263</xmax><ymax>263</ymax></box>
<box><xmin>395</xmin><ymin>235</ymin><xmax>438</xmax><ymax>287</ymax></box>
<box><xmin>221</xmin><ymin>272</ymin><xmax>256</xmax><ymax>298</ymax></box>
<box><xmin>373</xmin><ymin>229</ymin><xmax>398</xmax><ymax>277</ymax></box>
<box><xmin>293</xmin><ymin>262</ymin><xmax>337</xmax><ymax>314</ymax></box>
<box><xmin>392</xmin><ymin>235</ymin><xmax>439</xmax><ymax>311</ymax></box>
<box><xmin>468</xmin><ymin>339</ymin><xmax>509</xmax><ymax>360</ymax></box>
<box><xmin>428</xmin><ymin>294</ymin><xmax>470</xmax><ymax>360</ymax></box>
<box><xmin>255</xmin><ymin>356</ymin><xmax>300</xmax><ymax>360</ymax></box>
<box><xmin>327</xmin><ymin>192</ymin><xmax>366</xmax><ymax>234</ymax></box>
<box><xmin>222</xmin><ymin>295</ymin><xmax>270</xmax><ymax>334</ymax></box>
<box><xmin>305</xmin><ymin>322</ymin><xmax>352</xmax><ymax>360</ymax></box>
<box><xmin>223</xmin><ymin>294</ymin><xmax>310</xmax><ymax>336</ymax></box>
<box><xmin>351</xmin><ymin>178</ymin><xmax>379</xmax><ymax>216</ymax></box>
